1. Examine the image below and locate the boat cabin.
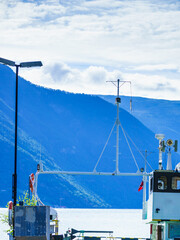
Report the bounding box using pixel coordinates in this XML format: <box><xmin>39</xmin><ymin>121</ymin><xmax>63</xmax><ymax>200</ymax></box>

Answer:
<box><xmin>146</xmin><ymin>170</ymin><xmax>180</xmax><ymax>240</ymax></box>
<box><xmin>147</xmin><ymin>170</ymin><xmax>180</xmax><ymax>221</ymax></box>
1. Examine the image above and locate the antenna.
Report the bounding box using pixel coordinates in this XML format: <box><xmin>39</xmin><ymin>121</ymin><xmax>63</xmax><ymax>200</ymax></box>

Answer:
<box><xmin>38</xmin><ymin>144</ymin><xmax>43</xmax><ymax>172</ymax></box>
<box><xmin>155</xmin><ymin>134</ymin><xmax>165</xmax><ymax>170</ymax></box>
<box><xmin>166</xmin><ymin>139</ymin><xmax>173</xmax><ymax>170</ymax></box>
<box><xmin>107</xmin><ymin>79</ymin><xmax>132</xmax><ymax>174</ymax></box>
<box><xmin>155</xmin><ymin>135</ymin><xmax>178</xmax><ymax>170</ymax></box>
<box><xmin>116</xmin><ymin>79</ymin><xmax>120</xmax><ymax>174</ymax></box>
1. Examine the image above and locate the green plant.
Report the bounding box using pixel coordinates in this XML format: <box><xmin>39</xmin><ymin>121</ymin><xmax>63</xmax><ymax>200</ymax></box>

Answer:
<box><xmin>0</xmin><ymin>212</ymin><xmax>13</xmax><ymax>235</ymax></box>
<box><xmin>17</xmin><ymin>191</ymin><xmax>37</xmax><ymax>206</ymax></box>
<box><xmin>0</xmin><ymin>212</ymin><xmax>8</xmax><ymax>224</ymax></box>
<box><xmin>0</xmin><ymin>191</ymin><xmax>37</xmax><ymax>235</ymax></box>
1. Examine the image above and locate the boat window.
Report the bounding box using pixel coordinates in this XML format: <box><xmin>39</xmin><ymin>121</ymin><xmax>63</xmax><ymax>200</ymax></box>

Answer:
<box><xmin>157</xmin><ymin>176</ymin><xmax>167</xmax><ymax>190</ymax></box>
<box><xmin>150</xmin><ymin>177</ymin><xmax>153</xmax><ymax>192</ymax></box>
<box><xmin>172</xmin><ymin>177</ymin><xmax>180</xmax><ymax>190</ymax></box>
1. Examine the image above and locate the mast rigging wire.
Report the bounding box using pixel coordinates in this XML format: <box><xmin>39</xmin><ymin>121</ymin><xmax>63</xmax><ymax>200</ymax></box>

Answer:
<box><xmin>119</xmin><ymin>121</ymin><xmax>140</xmax><ymax>172</ymax></box>
<box><xmin>93</xmin><ymin>121</ymin><xmax>116</xmax><ymax>172</ymax></box>
<box><xmin>120</xmin><ymin>126</ymin><xmax>153</xmax><ymax>171</ymax></box>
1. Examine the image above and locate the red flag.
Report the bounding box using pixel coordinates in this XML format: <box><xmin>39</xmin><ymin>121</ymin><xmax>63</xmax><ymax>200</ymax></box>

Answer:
<box><xmin>29</xmin><ymin>173</ymin><xmax>35</xmax><ymax>193</ymax></box>
<box><xmin>138</xmin><ymin>180</ymin><xmax>144</xmax><ymax>191</ymax></box>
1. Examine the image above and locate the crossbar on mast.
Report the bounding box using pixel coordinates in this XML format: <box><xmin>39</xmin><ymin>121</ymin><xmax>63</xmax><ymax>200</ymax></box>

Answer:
<box><xmin>36</xmin><ymin>170</ymin><xmax>151</xmax><ymax>177</ymax></box>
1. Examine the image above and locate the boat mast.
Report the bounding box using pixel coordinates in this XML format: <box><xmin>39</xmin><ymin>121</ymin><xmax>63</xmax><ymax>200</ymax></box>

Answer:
<box><xmin>115</xmin><ymin>79</ymin><xmax>120</xmax><ymax>174</ymax></box>
<box><xmin>33</xmin><ymin>79</ymin><xmax>153</xmax><ymax>204</ymax></box>
<box><xmin>107</xmin><ymin>78</ymin><xmax>132</xmax><ymax>174</ymax></box>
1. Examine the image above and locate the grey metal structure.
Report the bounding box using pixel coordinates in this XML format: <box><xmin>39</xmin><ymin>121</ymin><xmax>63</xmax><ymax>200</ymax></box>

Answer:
<box><xmin>14</xmin><ymin>206</ymin><xmax>50</xmax><ymax>240</ymax></box>
<box><xmin>33</xmin><ymin>79</ymin><xmax>151</xmax><ymax>218</ymax></box>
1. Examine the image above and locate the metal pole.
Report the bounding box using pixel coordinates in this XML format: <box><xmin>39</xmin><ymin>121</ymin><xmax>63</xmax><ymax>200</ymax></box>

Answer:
<box><xmin>13</xmin><ymin>65</ymin><xmax>19</xmax><ymax>206</ymax></box>
<box><xmin>116</xmin><ymin>79</ymin><xmax>120</xmax><ymax>174</ymax></box>
<box><xmin>12</xmin><ymin>65</ymin><xmax>19</xmax><ymax>239</ymax></box>
<box><xmin>166</xmin><ymin>148</ymin><xmax>172</xmax><ymax>170</ymax></box>
<box><xmin>145</xmin><ymin>150</ymin><xmax>147</xmax><ymax>173</ymax></box>
<box><xmin>142</xmin><ymin>150</ymin><xmax>147</xmax><ymax>219</ymax></box>
<box><xmin>36</xmin><ymin>170</ymin><xmax>151</xmax><ymax>176</ymax></box>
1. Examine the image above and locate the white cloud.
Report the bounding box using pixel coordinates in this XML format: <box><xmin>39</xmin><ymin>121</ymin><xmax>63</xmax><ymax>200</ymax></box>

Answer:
<box><xmin>133</xmin><ymin>64</ymin><xmax>179</xmax><ymax>71</ymax></box>
<box><xmin>0</xmin><ymin>0</ymin><xmax>180</xmax><ymax>100</ymax></box>
<box><xmin>19</xmin><ymin>62</ymin><xmax>180</xmax><ymax>100</ymax></box>
<box><xmin>44</xmin><ymin>63</ymin><xmax>72</xmax><ymax>83</ymax></box>
<box><xmin>19</xmin><ymin>62</ymin><xmax>122</xmax><ymax>94</ymax></box>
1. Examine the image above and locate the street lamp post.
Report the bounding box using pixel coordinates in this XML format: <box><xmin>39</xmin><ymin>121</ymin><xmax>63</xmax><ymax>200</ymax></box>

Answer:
<box><xmin>0</xmin><ymin>57</ymin><xmax>42</xmax><ymax>237</ymax></box>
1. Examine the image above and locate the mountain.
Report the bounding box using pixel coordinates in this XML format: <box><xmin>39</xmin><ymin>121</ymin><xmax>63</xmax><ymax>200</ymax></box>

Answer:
<box><xmin>99</xmin><ymin>95</ymin><xmax>180</xmax><ymax>144</ymax></box>
<box><xmin>0</xmin><ymin>65</ymin><xmax>178</xmax><ymax>209</ymax></box>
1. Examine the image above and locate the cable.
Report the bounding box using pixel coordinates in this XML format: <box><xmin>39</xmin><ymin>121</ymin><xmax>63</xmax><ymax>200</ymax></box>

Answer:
<box><xmin>93</xmin><ymin>121</ymin><xmax>116</xmax><ymax>172</ymax></box>
<box><xmin>119</xmin><ymin>122</ymin><xmax>140</xmax><ymax>172</ymax></box>
<box><xmin>121</xmin><ymin>127</ymin><xmax>153</xmax><ymax>171</ymax></box>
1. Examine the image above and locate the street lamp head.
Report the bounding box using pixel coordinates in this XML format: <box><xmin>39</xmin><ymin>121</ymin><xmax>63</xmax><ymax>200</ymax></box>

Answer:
<box><xmin>0</xmin><ymin>57</ymin><xmax>43</xmax><ymax>68</ymax></box>
<box><xmin>0</xmin><ymin>57</ymin><xmax>16</xmax><ymax>67</ymax></box>
<box><xmin>20</xmin><ymin>61</ymin><xmax>43</xmax><ymax>68</ymax></box>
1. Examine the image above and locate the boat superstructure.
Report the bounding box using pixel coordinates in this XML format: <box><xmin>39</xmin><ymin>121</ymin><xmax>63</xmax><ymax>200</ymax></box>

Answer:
<box><xmin>144</xmin><ymin>134</ymin><xmax>180</xmax><ymax>240</ymax></box>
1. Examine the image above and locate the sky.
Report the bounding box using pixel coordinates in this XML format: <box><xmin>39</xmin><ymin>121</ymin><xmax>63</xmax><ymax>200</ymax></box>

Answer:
<box><xmin>0</xmin><ymin>0</ymin><xmax>180</xmax><ymax>100</ymax></box>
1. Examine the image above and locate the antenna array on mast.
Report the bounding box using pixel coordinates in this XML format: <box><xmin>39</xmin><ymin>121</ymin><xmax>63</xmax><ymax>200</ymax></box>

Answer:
<box><xmin>107</xmin><ymin>79</ymin><xmax>132</xmax><ymax>174</ymax></box>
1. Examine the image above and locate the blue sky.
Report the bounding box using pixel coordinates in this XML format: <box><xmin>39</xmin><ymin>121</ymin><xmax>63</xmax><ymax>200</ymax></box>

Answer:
<box><xmin>0</xmin><ymin>0</ymin><xmax>180</xmax><ymax>99</ymax></box>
